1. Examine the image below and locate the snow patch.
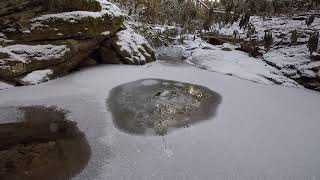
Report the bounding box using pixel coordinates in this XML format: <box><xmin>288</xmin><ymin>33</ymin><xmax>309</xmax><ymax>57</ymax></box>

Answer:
<box><xmin>1</xmin><ymin>44</ymin><xmax>70</xmax><ymax>64</ymax></box>
<box><xmin>32</xmin><ymin>11</ymin><xmax>103</xmax><ymax>22</ymax></box>
<box><xmin>101</xmin><ymin>31</ymin><xmax>111</xmax><ymax>36</ymax></box>
<box><xmin>20</xmin><ymin>69</ymin><xmax>53</xmax><ymax>85</ymax></box>
<box><xmin>98</xmin><ymin>0</ymin><xmax>123</xmax><ymax>17</ymax></box>
<box><xmin>213</xmin><ymin>16</ymin><xmax>320</xmax><ymax>42</ymax></box>
<box><xmin>263</xmin><ymin>46</ymin><xmax>311</xmax><ymax>69</ymax></box>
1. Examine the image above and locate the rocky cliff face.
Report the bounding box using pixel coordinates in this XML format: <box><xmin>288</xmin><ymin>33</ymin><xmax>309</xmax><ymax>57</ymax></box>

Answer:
<box><xmin>0</xmin><ymin>0</ymin><xmax>155</xmax><ymax>85</ymax></box>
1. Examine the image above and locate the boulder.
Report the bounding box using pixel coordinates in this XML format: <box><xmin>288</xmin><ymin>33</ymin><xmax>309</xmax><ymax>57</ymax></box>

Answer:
<box><xmin>0</xmin><ymin>0</ymin><xmax>102</xmax><ymax>17</ymax></box>
<box><xmin>0</xmin><ymin>44</ymin><xmax>71</xmax><ymax>78</ymax></box>
<box><xmin>0</xmin><ymin>38</ymin><xmax>100</xmax><ymax>80</ymax></box>
<box><xmin>1</xmin><ymin>0</ymin><xmax>124</xmax><ymax>42</ymax></box>
<box><xmin>99</xmin><ymin>28</ymin><xmax>156</xmax><ymax>65</ymax></box>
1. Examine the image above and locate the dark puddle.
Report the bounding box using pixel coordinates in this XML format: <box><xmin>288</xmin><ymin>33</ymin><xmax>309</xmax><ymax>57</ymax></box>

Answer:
<box><xmin>108</xmin><ymin>79</ymin><xmax>222</xmax><ymax>136</ymax></box>
<box><xmin>0</xmin><ymin>106</ymin><xmax>91</xmax><ymax>180</ymax></box>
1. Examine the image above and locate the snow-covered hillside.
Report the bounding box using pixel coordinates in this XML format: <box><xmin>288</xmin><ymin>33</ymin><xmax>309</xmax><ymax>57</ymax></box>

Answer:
<box><xmin>158</xmin><ymin>35</ymin><xmax>302</xmax><ymax>88</ymax></box>
<box><xmin>212</xmin><ymin>15</ymin><xmax>320</xmax><ymax>89</ymax></box>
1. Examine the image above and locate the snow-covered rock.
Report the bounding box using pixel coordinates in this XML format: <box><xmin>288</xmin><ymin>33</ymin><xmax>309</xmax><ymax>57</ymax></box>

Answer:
<box><xmin>2</xmin><ymin>0</ymin><xmax>124</xmax><ymax>42</ymax></box>
<box><xmin>20</xmin><ymin>69</ymin><xmax>53</xmax><ymax>85</ymax></box>
<box><xmin>157</xmin><ymin>45</ymin><xmax>187</xmax><ymax>62</ymax></box>
<box><xmin>0</xmin><ymin>44</ymin><xmax>70</xmax><ymax>78</ymax></box>
<box><xmin>0</xmin><ymin>41</ymin><xmax>104</xmax><ymax>81</ymax></box>
<box><xmin>99</xmin><ymin>28</ymin><xmax>156</xmax><ymax>65</ymax></box>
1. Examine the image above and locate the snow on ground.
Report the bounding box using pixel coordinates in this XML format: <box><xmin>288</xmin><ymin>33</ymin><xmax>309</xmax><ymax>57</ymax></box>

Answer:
<box><xmin>20</xmin><ymin>69</ymin><xmax>53</xmax><ymax>85</ymax></box>
<box><xmin>0</xmin><ymin>81</ymin><xmax>13</xmax><ymax>90</ymax></box>
<box><xmin>263</xmin><ymin>45</ymin><xmax>313</xmax><ymax>79</ymax></box>
<box><xmin>213</xmin><ymin>16</ymin><xmax>320</xmax><ymax>41</ymax></box>
<box><xmin>211</xmin><ymin>15</ymin><xmax>320</xmax><ymax>80</ymax></box>
<box><xmin>159</xmin><ymin>35</ymin><xmax>302</xmax><ymax>88</ymax></box>
<box><xmin>0</xmin><ymin>61</ymin><xmax>320</xmax><ymax>180</ymax></box>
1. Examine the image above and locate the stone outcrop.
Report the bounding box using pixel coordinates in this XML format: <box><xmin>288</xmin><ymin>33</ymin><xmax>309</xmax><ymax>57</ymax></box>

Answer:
<box><xmin>0</xmin><ymin>0</ymin><xmax>156</xmax><ymax>85</ymax></box>
<box><xmin>99</xmin><ymin>28</ymin><xmax>156</xmax><ymax>65</ymax></box>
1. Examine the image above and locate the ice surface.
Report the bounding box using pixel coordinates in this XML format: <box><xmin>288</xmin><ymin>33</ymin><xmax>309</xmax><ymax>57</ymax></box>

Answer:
<box><xmin>0</xmin><ymin>81</ymin><xmax>13</xmax><ymax>91</ymax></box>
<box><xmin>0</xmin><ymin>61</ymin><xmax>320</xmax><ymax>180</ymax></box>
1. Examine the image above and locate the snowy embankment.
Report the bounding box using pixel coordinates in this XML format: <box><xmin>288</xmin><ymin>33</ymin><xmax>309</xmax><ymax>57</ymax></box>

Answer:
<box><xmin>158</xmin><ymin>35</ymin><xmax>302</xmax><ymax>88</ymax></box>
<box><xmin>212</xmin><ymin>15</ymin><xmax>320</xmax><ymax>82</ymax></box>
<box><xmin>1</xmin><ymin>61</ymin><xmax>320</xmax><ymax>179</ymax></box>
<box><xmin>155</xmin><ymin>15</ymin><xmax>320</xmax><ymax>90</ymax></box>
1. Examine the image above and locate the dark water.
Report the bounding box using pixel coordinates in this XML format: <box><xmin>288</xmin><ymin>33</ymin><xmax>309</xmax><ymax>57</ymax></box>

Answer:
<box><xmin>0</xmin><ymin>106</ymin><xmax>91</xmax><ymax>180</ymax></box>
<box><xmin>107</xmin><ymin>79</ymin><xmax>222</xmax><ymax>136</ymax></box>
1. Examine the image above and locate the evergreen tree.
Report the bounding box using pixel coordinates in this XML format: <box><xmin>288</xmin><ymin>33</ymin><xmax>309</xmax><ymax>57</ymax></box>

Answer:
<box><xmin>308</xmin><ymin>31</ymin><xmax>319</xmax><ymax>56</ymax></box>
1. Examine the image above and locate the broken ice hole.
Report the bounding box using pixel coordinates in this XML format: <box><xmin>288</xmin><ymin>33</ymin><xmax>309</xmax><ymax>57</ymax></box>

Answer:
<box><xmin>108</xmin><ymin>79</ymin><xmax>222</xmax><ymax>136</ymax></box>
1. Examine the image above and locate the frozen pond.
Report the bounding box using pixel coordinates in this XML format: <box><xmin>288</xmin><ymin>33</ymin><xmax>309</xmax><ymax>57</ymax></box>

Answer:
<box><xmin>0</xmin><ymin>62</ymin><xmax>320</xmax><ymax>180</ymax></box>
<box><xmin>108</xmin><ymin>79</ymin><xmax>222</xmax><ymax>136</ymax></box>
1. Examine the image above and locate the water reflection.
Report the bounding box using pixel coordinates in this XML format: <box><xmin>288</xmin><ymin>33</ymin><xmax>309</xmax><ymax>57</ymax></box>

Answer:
<box><xmin>0</xmin><ymin>106</ymin><xmax>91</xmax><ymax>180</ymax></box>
<box><xmin>108</xmin><ymin>79</ymin><xmax>222</xmax><ymax>136</ymax></box>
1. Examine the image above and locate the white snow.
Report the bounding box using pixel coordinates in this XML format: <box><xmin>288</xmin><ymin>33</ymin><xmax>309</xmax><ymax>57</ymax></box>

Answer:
<box><xmin>0</xmin><ymin>62</ymin><xmax>320</xmax><ymax>180</ymax></box>
<box><xmin>32</xmin><ymin>11</ymin><xmax>104</xmax><ymax>22</ymax></box>
<box><xmin>101</xmin><ymin>31</ymin><xmax>111</xmax><ymax>36</ymax></box>
<box><xmin>0</xmin><ymin>47</ymin><xmax>25</xmax><ymax>63</ymax></box>
<box><xmin>213</xmin><ymin>16</ymin><xmax>320</xmax><ymax>42</ymax></box>
<box><xmin>299</xmin><ymin>61</ymin><xmax>320</xmax><ymax>70</ymax></box>
<box><xmin>99</xmin><ymin>0</ymin><xmax>123</xmax><ymax>17</ymax></box>
<box><xmin>0</xmin><ymin>44</ymin><xmax>70</xmax><ymax>64</ymax></box>
<box><xmin>263</xmin><ymin>45</ymin><xmax>312</xmax><ymax>78</ymax></box>
<box><xmin>20</xmin><ymin>69</ymin><xmax>53</xmax><ymax>85</ymax></box>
